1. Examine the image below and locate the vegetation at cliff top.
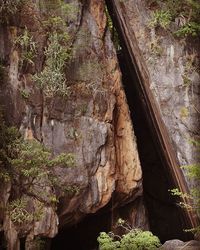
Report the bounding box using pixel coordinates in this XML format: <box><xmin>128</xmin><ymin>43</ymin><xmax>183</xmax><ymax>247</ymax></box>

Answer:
<box><xmin>149</xmin><ymin>0</ymin><xmax>200</xmax><ymax>37</ymax></box>
<box><xmin>97</xmin><ymin>219</ymin><xmax>161</xmax><ymax>250</ymax></box>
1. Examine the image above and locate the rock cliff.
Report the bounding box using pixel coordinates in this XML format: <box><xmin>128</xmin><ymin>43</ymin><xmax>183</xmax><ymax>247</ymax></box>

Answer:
<box><xmin>0</xmin><ymin>0</ymin><xmax>143</xmax><ymax>248</ymax></box>
<box><xmin>0</xmin><ymin>0</ymin><xmax>199</xmax><ymax>249</ymax></box>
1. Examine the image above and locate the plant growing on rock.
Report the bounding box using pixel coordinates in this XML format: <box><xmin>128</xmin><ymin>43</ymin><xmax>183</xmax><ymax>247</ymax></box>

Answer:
<box><xmin>33</xmin><ymin>31</ymin><xmax>71</xmax><ymax>97</ymax></box>
<box><xmin>97</xmin><ymin>219</ymin><xmax>161</xmax><ymax>250</ymax></box>
<box><xmin>149</xmin><ymin>0</ymin><xmax>200</xmax><ymax>37</ymax></box>
<box><xmin>15</xmin><ymin>27</ymin><xmax>37</xmax><ymax>70</ymax></box>
<box><xmin>171</xmin><ymin>139</ymin><xmax>200</xmax><ymax>234</ymax></box>
<box><xmin>9</xmin><ymin>198</ymin><xmax>35</xmax><ymax>224</ymax></box>
<box><xmin>33</xmin><ymin>1</ymin><xmax>73</xmax><ymax>97</ymax></box>
<box><xmin>0</xmin><ymin>113</ymin><xmax>76</xmax><ymax>224</ymax></box>
<box><xmin>7</xmin><ymin>138</ymin><xmax>75</xmax><ymax>205</ymax></box>
<box><xmin>0</xmin><ymin>0</ymin><xmax>24</xmax><ymax>23</ymax></box>
<box><xmin>149</xmin><ymin>10</ymin><xmax>172</xmax><ymax>29</ymax></box>
<box><xmin>174</xmin><ymin>21</ymin><xmax>200</xmax><ymax>37</ymax></box>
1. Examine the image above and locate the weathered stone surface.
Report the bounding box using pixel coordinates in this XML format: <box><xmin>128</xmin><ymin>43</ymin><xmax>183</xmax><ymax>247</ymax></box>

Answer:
<box><xmin>108</xmin><ymin>0</ymin><xmax>200</xmax><ymax>231</ymax></box>
<box><xmin>0</xmin><ymin>0</ymin><xmax>143</xmax><ymax>247</ymax></box>
<box><xmin>112</xmin><ymin>0</ymin><xmax>200</xmax><ymax>182</ymax></box>
<box><xmin>160</xmin><ymin>239</ymin><xmax>200</xmax><ymax>250</ymax></box>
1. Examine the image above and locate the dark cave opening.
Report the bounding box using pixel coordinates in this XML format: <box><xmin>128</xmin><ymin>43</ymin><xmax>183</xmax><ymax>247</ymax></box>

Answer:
<box><xmin>105</xmin><ymin>0</ymin><xmax>193</xmax><ymax>242</ymax></box>
<box><xmin>50</xmin><ymin>56</ymin><xmax>191</xmax><ymax>250</ymax></box>
<box><xmin>51</xmin><ymin>3</ymin><xmax>194</xmax><ymax>250</ymax></box>
<box><xmin>117</xmin><ymin>50</ymin><xmax>191</xmax><ymax>242</ymax></box>
<box><xmin>0</xmin><ymin>232</ymin><xmax>6</xmax><ymax>250</ymax></box>
<box><xmin>51</xmin><ymin>205</ymin><xmax>112</xmax><ymax>250</ymax></box>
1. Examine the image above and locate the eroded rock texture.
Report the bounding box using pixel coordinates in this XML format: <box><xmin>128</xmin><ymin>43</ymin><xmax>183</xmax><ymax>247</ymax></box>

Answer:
<box><xmin>107</xmin><ymin>0</ymin><xmax>199</xmax><ymax>240</ymax></box>
<box><xmin>112</xmin><ymin>0</ymin><xmax>200</xmax><ymax>181</ymax></box>
<box><xmin>0</xmin><ymin>0</ymin><xmax>143</xmax><ymax>248</ymax></box>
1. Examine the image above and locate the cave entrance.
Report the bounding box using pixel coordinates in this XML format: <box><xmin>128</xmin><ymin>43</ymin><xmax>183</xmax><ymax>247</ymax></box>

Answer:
<box><xmin>51</xmin><ymin>2</ymin><xmax>195</xmax><ymax>249</ymax></box>
<box><xmin>106</xmin><ymin>0</ymin><xmax>194</xmax><ymax>242</ymax></box>
<box><xmin>51</xmin><ymin>204</ymin><xmax>112</xmax><ymax>250</ymax></box>
<box><xmin>117</xmin><ymin>50</ymin><xmax>191</xmax><ymax>242</ymax></box>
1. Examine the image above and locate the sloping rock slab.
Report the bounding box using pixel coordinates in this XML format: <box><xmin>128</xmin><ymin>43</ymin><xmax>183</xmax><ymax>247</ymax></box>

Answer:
<box><xmin>160</xmin><ymin>239</ymin><xmax>200</xmax><ymax>250</ymax></box>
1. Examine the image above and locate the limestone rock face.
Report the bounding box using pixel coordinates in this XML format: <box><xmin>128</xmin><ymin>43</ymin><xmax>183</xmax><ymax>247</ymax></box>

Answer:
<box><xmin>0</xmin><ymin>0</ymin><xmax>142</xmax><ymax>247</ymax></box>
<box><xmin>107</xmin><ymin>0</ymin><xmax>199</xmax><ymax>237</ymax></box>
<box><xmin>111</xmin><ymin>0</ymin><xmax>199</xmax><ymax>182</ymax></box>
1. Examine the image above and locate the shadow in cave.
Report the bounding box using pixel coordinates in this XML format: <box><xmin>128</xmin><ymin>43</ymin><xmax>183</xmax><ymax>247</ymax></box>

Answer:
<box><xmin>51</xmin><ymin>54</ymin><xmax>192</xmax><ymax>250</ymax></box>
<box><xmin>51</xmin><ymin>3</ymin><xmax>193</xmax><ymax>249</ymax></box>
<box><xmin>105</xmin><ymin>0</ymin><xmax>193</xmax><ymax>242</ymax></box>
<box><xmin>117</xmin><ymin>50</ymin><xmax>192</xmax><ymax>242</ymax></box>
<box><xmin>51</xmin><ymin>206</ymin><xmax>112</xmax><ymax>250</ymax></box>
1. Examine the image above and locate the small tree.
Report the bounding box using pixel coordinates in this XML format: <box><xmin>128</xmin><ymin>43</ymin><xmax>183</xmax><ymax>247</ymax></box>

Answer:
<box><xmin>0</xmin><ymin>113</ymin><xmax>76</xmax><ymax>225</ymax></box>
<box><xmin>97</xmin><ymin>219</ymin><xmax>161</xmax><ymax>250</ymax></box>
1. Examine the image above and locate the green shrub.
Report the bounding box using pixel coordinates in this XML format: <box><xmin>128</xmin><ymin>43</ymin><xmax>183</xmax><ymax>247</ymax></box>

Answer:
<box><xmin>98</xmin><ymin>232</ymin><xmax>120</xmax><ymax>250</ymax></box>
<box><xmin>9</xmin><ymin>138</ymin><xmax>75</xmax><ymax>185</ymax></box>
<box><xmin>8</xmin><ymin>197</ymin><xmax>44</xmax><ymax>225</ymax></box>
<box><xmin>8</xmin><ymin>198</ymin><xmax>33</xmax><ymax>224</ymax></box>
<box><xmin>174</xmin><ymin>22</ymin><xmax>200</xmax><ymax>37</ymax></box>
<box><xmin>20</xmin><ymin>89</ymin><xmax>30</xmax><ymax>99</ymax></box>
<box><xmin>149</xmin><ymin>10</ymin><xmax>172</xmax><ymax>29</ymax></box>
<box><xmin>0</xmin><ymin>0</ymin><xmax>21</xmax><ymax>22</ymax></box>
<box><xmin>171</xmin><ymin>139</ymin><xmax>200</xmax><ymax>234</ymax></box>
<box><xmin>33</xmin><ymin>31</ymin><xmax>71</xmax><ymax>97</ymax></box>
<box><xmin>33</xmin><ymin>1</ymin><xmax>76</xmax><ymax>97</ymax></box>
<box><xmin>97</xmin><ymin>219</ymin><xmax>161</xmax><ymax>250</ymax></box>
<box><xmin>149</xmin><ymin>0</ymin><xmax>200</xmax><ymax>37</ymax></box>
<box><xmin>0</xmin><ymin>113</ymin><xmax>76</xmax><ymax>224</ymax></box>
<box><xmin>15</xmin><ymin>27</ymin><xmax>37</xmax><ymax>70</ymax></box>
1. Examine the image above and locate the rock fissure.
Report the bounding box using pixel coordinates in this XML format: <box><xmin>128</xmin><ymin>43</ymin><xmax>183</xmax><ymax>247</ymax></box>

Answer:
<box><xmin>105</xmin><ymin>0</ymin><xmax>199</xmax><ymax>242</ymax></box>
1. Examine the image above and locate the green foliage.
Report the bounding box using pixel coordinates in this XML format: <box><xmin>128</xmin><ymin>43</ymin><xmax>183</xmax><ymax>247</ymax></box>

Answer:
<box><xmin>98</xmin><ymin>232</ymin><xmax>120</xmax><ymax>250</ymax></box>
<box><xmin>33</xmin><ymin>1</ymin><xmax>73</xmax><ymax>98</ymax></box>
<box><xmin>40</xmin><ymin>0</ymin><xmax>78</xmax><ymax>21</ymax></box>
<box><xmin>28</xmin><ymin>237</ymin><xmax>46</xmax><ymax>250</ymax></box>
<box><xmin>105</xmin><ymin>6</ymin><xmax>121</xmax><ymax>50</ymax></box>
<box><xmin>0</xmin><ymin>0</ymin><xmax>24</xmax><ymax>23</ymax></box>
<box><xmin>15</xmin><ymin>27</ymin><xmax>37</xmax><ymax>69</ymax></box>
<box><xmin>0</xmin><ymin>113</ymin><xmax>21</xmax><ymax>172</ymax></box>
<box><xmin>180</xmin><ymin>107</ymin><xmax>189</xmax><ymax>119</ymax></box>
<box><xmin>8</xmin><ymin>198</ymin><xmax>33</xmax><ymax>224</ymax></box>
<box><xmin>8</xmin><ymin>197</ymin><xmax>44</xmax><ymax>225</ymax></box>
<box><xmin>174</xmin><ymin>22</ymin><xmax>200</xmax><ymax>37</ymax></box>
<box><xmin>171</xmin><ymin>139</ymin><xmax>200</xmax><ymax>233</ymax></box>
<box><xmin>63</xmin><ymin>185</ymin><xmax>80</xmax><ymax>196</ymax></box>
<box><xmin>182</xmin><ymin>74</ymin><xmax>192</xmax><ymax>87</ymax></box>
<box><xmin>0</xmin><ymin>113</ymin><xmax>76</xmax><ymax>224</ymax></box>
<box><xmin>149</xmin><ymin>0</ymin><xmax>200</xmax><ymax>37</ymax></box>
<box><xmin>42</xmin><ymin>15</ymin><xmax>66</xmax><ymax>33</ymax></box>
<box><xmin>97</xmin><ymin>219</ymin><xmax>161</xmax><ymax>250</ymax></box>
<box><xmin>149</xmin><ymin>10</ymin><xmax>172</xmax><ymax>29</ymax></box>
<box><xmin>20</xmin><ymin>89</ymin><xmax>30</xmax><ymax>99</ymax></box>
<box><xmin>149</xmin><ymin>38</ymin><xmax>163</xmax><ymax>56</ymax></box>
<box><xmin>33</xmin><ymin>31</ymin><xmax>71</xmax><ymax>97</ymax></box>
<box><xmin>9</xmin><ymin>139</ymin><xmax>75</xmax><ymax>186</ymax></box>
<box><xmin>120</xmin><ymin>230</ymin><xmax>160</xmax><ymax>250</ymax></box>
